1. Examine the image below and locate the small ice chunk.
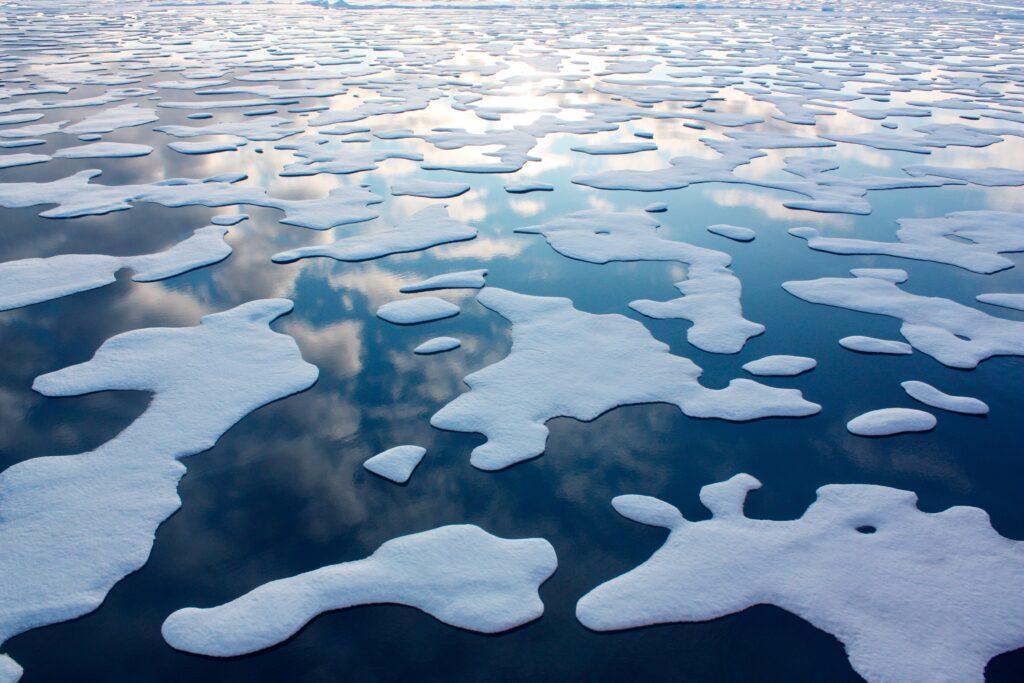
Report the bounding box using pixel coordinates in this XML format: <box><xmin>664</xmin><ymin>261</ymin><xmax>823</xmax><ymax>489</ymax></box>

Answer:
<box><xmin>976</xmin><ymin>293</ymin><xmax>1024</xmax><ymax>311</ymax></box>
<box><xmin>414</xmin><ymin>337</ymin><xmax>461</xmax><ymax>355</ymax></box>
<box><xmin>211</xmin><ymin>214</ymin><xmax>248</xmax><ymax>226</ymax></box>
<box><xmin>570</xmin><ymin>141</ymin><xmax>657</xmax><ymax>155</ymax></box>
<box><xmin>847</xmin><ymin>408</ymin><xmax>936</xmax><ymax>436</ymax></box>
<box><xmin>0</xmin><ymin>153</ymin><xmax>49</xmax><ymax>169</ymax></box>
<box><xmin>901</xmin><ymin>381</ymin><xmax>988</xmax><ymax>415</ymax></box>
<box><xmin>644</xmin><ymin>202</ymin><xmax>667</xmax><ymax>213</ymax></box>
<box><xmin>169</xmin><ymin>140</ymin><xmax>239</xmax><ymax>155</ymax></box>
<box><xmin>839</xmin><ymin>336</ymin><xmax>912</xmax><ymax>355</ymax></box>
<box><xmin>391</xmin><ymin>179</ymin><xmax>470</xmax><ymax>198</ymax></box>
<box><xmin>401</xmin><ymin>269</ymin><xmax>487</xmax><ymax>293</ymax></box>
<box><xmin>53</xmin><ymin>142</ymin><xmax>152</xmax><ymax>159</ymax></box>
<box><xmin>162</xmin><ymin>525</ymin><xmax>557</xmax><ymax>656</ymax></box>
<box><xmin>377</xmin><ymin>297</ymin><xmax>459</xmax><ymax>325</ymax></box>
<box><xmin>708</xmin><ymin>224</ymin><xmax>755</xmax><ymax>242</ymax></box>
<box><xmin>504</xmin><ymin>181</ymin><xmax>553</xmax><ymax>194</ymax></box>
<box><xmin>363</xmin><ymin>445</ymin><xmax>426</xmax><ymax>483</ymax></box>
<box><xmin>742</xmin><ymin>355</ymin><xmax>816</xmax><ymax>376</ymax></box>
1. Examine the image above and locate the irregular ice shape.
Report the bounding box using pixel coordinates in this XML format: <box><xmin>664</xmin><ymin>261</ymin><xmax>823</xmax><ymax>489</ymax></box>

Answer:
<box><xmin>432</xmin><ymin>288</ymin><xmax>818</xmax><ymax>470</ymax></box>
<box><xmin>783</xmin><ymin>274</ymin><xmax>1024</xmax><ymax>369</ymax></box>
<box><xmin>391</xmin><ymin>179</ymin><xmax>470</xmax><ymax>198</ymax></box>
<box><xmin>0</xmin><ymin>300</ymin><xmax>318</xmax><ymax>675</ymax></box>
<box><xmin>273</xmin><ymin>205</ymin><xmax>475</xmax><ymax>263</ymax></box>
<box><xmin>362</xmin><ymin>444</ymin><xmax>426</xmax><ymax>483</ymax></box>
<box><xmin>0</xmin><ymin>153</ymin><xmax>48</xmax><ymax>169</ymax></box>
<box><xmin>156</xmin><ymin>117</ymin><xmax>302</xmax><ymax>142</ymax></box>
<box><xmin>162</xmin><ymin>525</ymin><xmax>556</xmax><ymax>656</ymax></box>
<box><xmin>53</xmin><ymin>142</ymin><xmax>152</xmax><ymax>158</ymax></box>
<box><xmin>742</xmin><ymin>355</ymin><xmax>816</xmax><ymax>376</ymax></box>
<box><xmin>0</xmin><ymin>226</ymin><xmax>231</xmax><ymax>311</ymax></box>
<box><xmin>790</xmin><ymin>211</ymin><xmax>1024</xmax><ymax>274</ymax></box>
<box><xmin>516</xmin><ymin>210</ymin><xmax>763</xmax><ymax>353</ymax></box>
<box><xmin>707</xmin><ymin>224</ymin><xmax>755</xmax><ymax>242</ymax></box>
<box><xmin>976</xmin><ymin>293</ymin><xmax>1024</xmax><ymax>311</ymax></box>
<box><xmin>847</xmin><ymin>408</ymin><xmax>936</xmax><ymax>436</ymax></box>
<box><xmin>401</xmin><ymin>269</ymin><xmax>487</xmax><ymax>293</ymax></box>
<box><xmin>64</xmin><ymin>103</ymin><xmax>158</xmax><ymax>135</ymax></box>
<box><xmin>901</xmin><ymin>381</ymin><xmax>988</xmax><ymax>415</ymax></box>
<box><xmin>903</xmin><ymin>164</ymin><xmax>1024</xmax><ymax>187</ymax></box>
<box><xmin>377</xmin><ymin>297</ymin><xmax>459</xmax><ymax>325</ymax></box>
<box><xmin>168</xmin><ymin>140</ymin><xmax>239</xmax><ymax>155</ymax></box>
<box><xmin>275</xmin><ymin>137</ymin><xmax>421</xmax><ymax>176</ymax></box>
<box><xmin>839</xmin><ymin>336</ymin><xmax>912</xmax><ymax>355</ymax></box>
<box><xmin>570</xmin><ymin>141</ymin><xmax>656</xmax><ymax>155</ymax></box>
<box><xmin>414</xmin><ymin>337</ymin><xmax>461</xmax><ymax>355</ymax></box>
<box><xmin>576</xmin><ymin>475</ymin><xmax>1024</xmax><ymax>683</ymax></box>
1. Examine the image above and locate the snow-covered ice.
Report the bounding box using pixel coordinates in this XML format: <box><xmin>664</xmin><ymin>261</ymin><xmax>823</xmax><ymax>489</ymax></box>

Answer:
<box><xmin>901</xmin><ymin>381</ymin><xmax>988</xmax><ymax>416</ymax></box>
<box><xmin>363</xmin><ymin>445</ymin><xmax>427</xmax><ymax>483</ymax></box>
<box><xmin>377</xmin><ymin>297</ymin><xmax>460</xmax><ymax>325</ymax></box>
<box><xmin>742</xmin><ymin>355</ymin><xmax>816</xmax><ymax>377</ymax></box>
<box><xmin>847</xmin><ymin>408</ymin><xmax>937</xmax><ymax>436</ymax></box>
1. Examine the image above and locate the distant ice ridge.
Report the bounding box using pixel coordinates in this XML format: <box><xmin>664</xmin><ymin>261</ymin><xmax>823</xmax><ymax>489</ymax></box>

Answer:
<box><xmin>577</xmin><ymin>475</ymin><xmax>1024</xmax><ymax>683</ymax></box>
<box><xmin>162</xmin><ymin>525</ymin><xmax>557</xmax><ymax>656</ymax></box>
<box><xmin>0</xmin><ymin>225</ymin><xmax>231</xmax><ymax>311</ymax></box>
<box><xmin>431</xmin><ymin>288</ymin><xmax>819</xmax><ymax>470</ymax></box>
<box><xmin>0</xmin><ymin>300</ymin><xmax>318</xmax><ymax>680</ymax></box>
<box><xmin>783</xmin><ymin>270</ymin><xmax>1024</xmax><ymax>369</ymax></box>
<box><xmin>516</xmin><ymin>210</ymin><xmax>763</xmax><ymax>353</ymax></box>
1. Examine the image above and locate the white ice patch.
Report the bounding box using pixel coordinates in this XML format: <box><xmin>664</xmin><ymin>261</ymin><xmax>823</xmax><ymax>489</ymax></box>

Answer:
<box><xmin>0</xmin><ymin>300</ymin><xmax>318</xmax><ymax>676</ymax></box>
<box><xmin>162</xmin><ymin>525</ymin><xmax>557</xmax><ymax>656</ymax></box>
<box><xmin>839</xmin><ymin>336</ymin><xmax>912</xmax><ymax>355</ymax></box>
<box><xmin>64</xmin><ymin>103</ymin><xmax>158</xmax><ymax>135</ymax></box>
<box><xmin>707</xmin><ymin>224</ymin><xmax>755</xmax><ymax>242</ymax></box>
<box><xmin>273</xmin><ymin>205</ymin><xmax>475</xmax><ymax>263</ymax></box>
<box><xmin>0</xmin><ymin>153</ymin><xmax>48</xmax><ymax>169</ymax></box>
<box><xmin>516</xmin><ymin>210</ymin><xmax>763</xmax><ymax>354</ymax></box>
<box><xmin>414</xmin><ymin>336</ymin><xmax>461</xmax><ymax>355</ymax></box>
<box><xmin>431</xmin><ymin>288</ymin><xmax>818</xmax><ymax>471</ymax></box>
<box><xmin>901</xmin><ymin>380</ymin><xmax>988</xmax><ymax>416</ymax></box>
<box><xmin>53</xmin><ymin>142</ymin><xmax>153</xmax><ymax>158</ymax></box>
<box><xmin>363</xmin><ymin>445</ymin><xmax>427</xmax><ymax>483</ymax></box>
<box><xmin>570</xmin><ymin>141</ymin><xmax>657</xmax><ymax>155</ymax></box>
<box><xmin>783</xmin><ymin>273</ymin><xmax>1024</xmax><ymax>369</ymax></box>
<box><xmin>377</xmin><ymin>296</ymin><xmax>460</xmax><ymax>325</ymax></box>
<box><xmin>400</xmin><ymin>269</ymin><xmax>487</xmax><ymax>293</ymax></box>
<box><xmin>576</xmin><ymin>475</ymin><xmax>1024</xmax><ymax>683</ymax></box>
<box><xmin>742</xmin><ymin>355</ymin><xmax>816</xmax><ymax>377</ymax></box>
<box><xmin>847</xmin><ymin>408</ymin><xmax>936</xmax><ymax>436</ymax></box>
<box><xmin>0</xmin><ymin>226</ymin><xmax>231</xmax><ymax>311</ymax></box>
<box><xmin>977</xmin><ymin>293</ymin><xmax>1024</xmax><ymax>311</ymax></box>
<box><xmin>391</xmin><ymin>179</ymin><xmax>470</xmax><ymax>198</ymax></box>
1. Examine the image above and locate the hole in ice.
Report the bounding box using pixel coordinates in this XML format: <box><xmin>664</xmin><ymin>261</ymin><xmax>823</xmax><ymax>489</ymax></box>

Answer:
<box><xmin>856</xmin><ymin>525</ymin><xmax>877</xmax><ymax>534</ymax></box>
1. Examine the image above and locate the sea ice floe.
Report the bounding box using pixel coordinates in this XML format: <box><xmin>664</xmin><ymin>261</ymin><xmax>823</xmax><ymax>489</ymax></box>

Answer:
<box><xmin>742</xmin><ymin>355</ymin><xmax>816</xmax><ymax>377</ymax></box>
<box><xmin>400</xmin><ymin>269</ymin><xmax>487</xmax><ymax>293</ymax></box>
<box><xmin>431</xmin><ymin>288</ymin><xmax>818</xmax><ymax>470</ymax></box>
<box><xmin>790</xmin><ymin>211</ymin><xmax>1024</xmax><ymax>274</ymax></box>
<box><xmin>377</xmin><ymin>297</ymin><xmax>460</xmax><ymax>325</ymax></box>
<box><xmin>0</xmin><ymin>300</ymin><xmax>318</xmax><ymax>677</ymax></box>
<box><xmin>839</xmin><ymin>336</ymin><xmax>912</xmax><ymax>355</ymax></box>
<box><xmin>783</xmin><ymin>272</ymin><xmax>1024</xmax><ymax>369</ymax></box>
<box><xmin>391</xmin><ymin>179</ymin><xmax>470</xmax><ymax>198</ymax></box>
<box><xmin>0</xmin><ymin>153</ymin><xmax>48</xmax><ymax>169</ymax></box>
<box><xmin>576</xmin><ymin>475</ymin><xmax>1024</xmax><ymax>682</ymax></box>
<box><xmin>847</xmin><ymin>408</ymin><xmax>936</xmax><ymax>436</ymax></box>
<box><xmin>901</xmin><ymin>380</ymin><xmax>988</xmax><ymax>416</ymax></box>
<box><xmin>0</xmin><ymin>226</ymin><xmax>231</xmax><ymax>311</ymax></box>
<box><xmin>644</xmin><ymin>202</ymin><xmax>667</xmax><ymax>213</ymax></box>
<box><xmin>504</xmin><ymin>181</ymin><xmax>553</xmax><ymax>194</ymax></box>
<box><xmin>707</xmin><ymin>224</ymin><xmax>755</xmax><ymax>242</ymax></box>
<box><xmin>64</xmin><ymin>103</ymin><xmax>158</xmax><ymax>135</ymax></box>
<box><xmin>53</xmin><ymin>142</ymin><xmax>153</xmax><ymax>158</ymax></box>
<box><xmin>273</xmin><ymin>205</ymin><xmax>475</xmax><ymax>263</ymax></box>
<box><xmin>976</xmin><ymin>293</ymin><xmax>1024</xmax><ymax>311</ymax></box>
<box><xmin>569</xmin><ymin>141</ymin><xmax>657</xmax><ymax>155</ymax></box>
<box><xmin>903</xmin><ymin>164</ymin><xmax>1024</xmax><ymax>187</ymax></box>
<box><xmin>275</xmin><ymin>137</ymin><xmax>422</xmax><ymax>176</ymax></box>
<box><xmin>414</xmin><ymin>336</ymin><xmax>461</xmax><ymax>355</ymax></box>
<box><xmin>168</xmin><ymin>140</ymin><xmax>239</xmax><ymax>155</ymax></box>
<box><xmin>156</xmin><ymin>116</ymin><xmax>303</xmax><ymax>142</ymax></box>
<box><xmin>363</xmin><ymin>445</ymin><xmax>427</xmax><ymax>483</ymax></box>
<box><xmin>162</xmin><ymin>525</ymin><xmax>557</xmax><ymax>656</ymax></box>
<box><xmin>516</xmin><ymin>210</ymin><xmax>763</xmax><ymax>354</ymax></box>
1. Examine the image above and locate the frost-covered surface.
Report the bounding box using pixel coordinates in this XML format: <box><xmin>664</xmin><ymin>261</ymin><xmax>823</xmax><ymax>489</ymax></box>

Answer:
<box><xmin>162</xmin><ymin>525</ymin><xmax>557</xmax><ymax>655</ymax></box>
<box><xmin>576</xmin><ymin>475</ymin><xmax>1024</xmax><ymax>683</ymax></box>
<box><xmin>847</xmin><ymin>408</ymin><xmax>937</xmax><ymax>436</ymax></box>
<box><xmin>0</xmin><ymin>300</ymin><xmax>318</xmax><ymax>677</ymax></box>
<box><xmin>363</xmin><ymin>445</ymin><xmax>427</xmax><ymax>483</ymax></box>
<box><xmin>432</xmin><ymin>288</ymin><xmax>818</xmax><ymax>470</ymax></box>
<box><xmin>377</xmin><ymin>296</ymin><xmax>460</xmax><ymax>325</ymax></box>
<box><xmin>901</xmin><ymin>380</ymin><xmax>988</xmax><ymax>416</ymax></box>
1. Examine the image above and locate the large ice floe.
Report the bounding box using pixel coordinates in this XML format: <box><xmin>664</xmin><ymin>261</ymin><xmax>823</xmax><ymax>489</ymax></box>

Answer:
<box><xmin>162</xmin><ymin>525</ymin><xmax>557</xmax><ymax>656</ymax></box>
<box><xmin>432</xmin><ymin>288</ymin><xmax>818</xmax><ymax>470</ymax></box>
<box><xmin>0</xmin><ymin>226</ymin><xmax>231</xmax><ymax>311</ymax></box>
<box><xmin>783</xmin><ymin>271</ymin><xmax>1024</xmax><ymax>369</ymax></box>
<box><xmin>0</xmin><ymin>300</ymin><xmax>318</xmax><ymax>678</ymax></box>
<box><xmin>576</xmin><ymin>475</ymin><xmax>1024</xmax><ymax>683</ymax></box>
<box><xmin>516</xmin><ymin>210</ymin><xmax>763</xmax><ymax>354</ymax></box>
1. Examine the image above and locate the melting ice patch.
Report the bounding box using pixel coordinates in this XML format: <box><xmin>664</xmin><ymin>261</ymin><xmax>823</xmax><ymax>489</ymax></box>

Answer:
<box><xmin>377</xmin><ymin>297</ymin><xmax>460</xmax><ymax>325</ymax></box>
<box><xmin>401</xmin><ymin>269</ymin><xmax>487</xmax><ymax>293</ymax></box>
<box><xmin>901</xmin><ymin>380</ymin><xmax>988</xmax><ymax>416</ymax></box>
<box><xmin>839</xmin><ymin>336</ymin><xmax>912</xmax><ymax>355</ymax></box>
<box><xmin>363</xmin><ymin>445</ymin><xmax>427</xmax><ymax>484</ymax></box>
<box><xmin>576</xmin><ymin>474</ymin><xmax>1024</xmax><ymax>683</ymax></box>
<box><xmin>414</xmin><ymin>336</ymin><xmax>462</xmax><ymax>355</ymax></box>
<box><xmin>742</xmin><ymin>355</ymin><xmax>816</xmax><ymax>377</ymax></box>
<box><xmin>0</xmin><ymin>300</ymin><xmax>318</xmax><ymax>677</ymax></box>
<box><xmin>431</xmin><ymin>288</ymin><xmax>818</xmax><ymax>471</ymax></box>
<box><xmin>847</xmin><ymin>408</ymin><xmax>937</xmax><ymax>436</ymax></box>
<box><xmin>162</xmin><ymin>525</ymin><xmax>557</xmax><ymax>656</ymax></box>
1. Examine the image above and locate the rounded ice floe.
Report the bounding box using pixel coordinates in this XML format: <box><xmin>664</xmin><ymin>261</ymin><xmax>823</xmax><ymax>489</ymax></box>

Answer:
<box><xmin>211</xmin><ymin>213</ymin><xmax>249</xmax><ymax>226</ymax></box>
<box><xmin>414</xmin><ymin>337</ymin><xmax>461</xmax><ymax>355</ymax></box>
<box><xmin>400</xmin><ymin>269</ymin><xmax>487</xmax><ymax>293</ymax></box>
<box><xmin>839</xmin><ymin>336</ymin><xmax>912</xmax><ymax>355</ymax></box>
<box><xmin>577</xmin><ymin>475</ymin><xmax>1024</xmax><ymax>683</ymax></box>
<box><xmin>644</xmin><ymin>202</ymin><xmax>667</xmax><ymax>213</ymax></box>
<box><xmin>504</xmin><ymin>181</ymin><xmax>553</xmax><ymax>194</ymax></box>
<box><xmin>708</xmin><ymin>223</ymin><xmax>755</xmax><ymax>242</ymax></box>
<box><xmin>162</xmin><ymin>525</ymin><xmax>557</xmax><ymax>656</ymax></box>
<box><xmin>377</xmin><ymin>297</ymin><xmax>460</xmax><ymax>325</ymax></box>
<box><xmin>742</xmin><ymin>355</ymin><xmax>816</xmax><ymax>376</ymax></box>
<box><xmin>570</xmin><ymin>141</ymin><xmax>657</xmax><ymax>155</ymax></box>
<box><xmin>363</xmin><ymin>445</ymin><xmax>426</xmax><ymax>483</ymax></box>
<box><xmin>847</xmin><ymin>408</ymin><xmax>936</xmax><ymax>436</ymax></box>
<box><xmin>901</xmin><ymin>380</ymin><xmax>988</xmax><ymax>415</ymax></box>
<box><xmin>390</xmin><ymin>179</ymin><xmax>470</xmax><ymax>198</ymax></box>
